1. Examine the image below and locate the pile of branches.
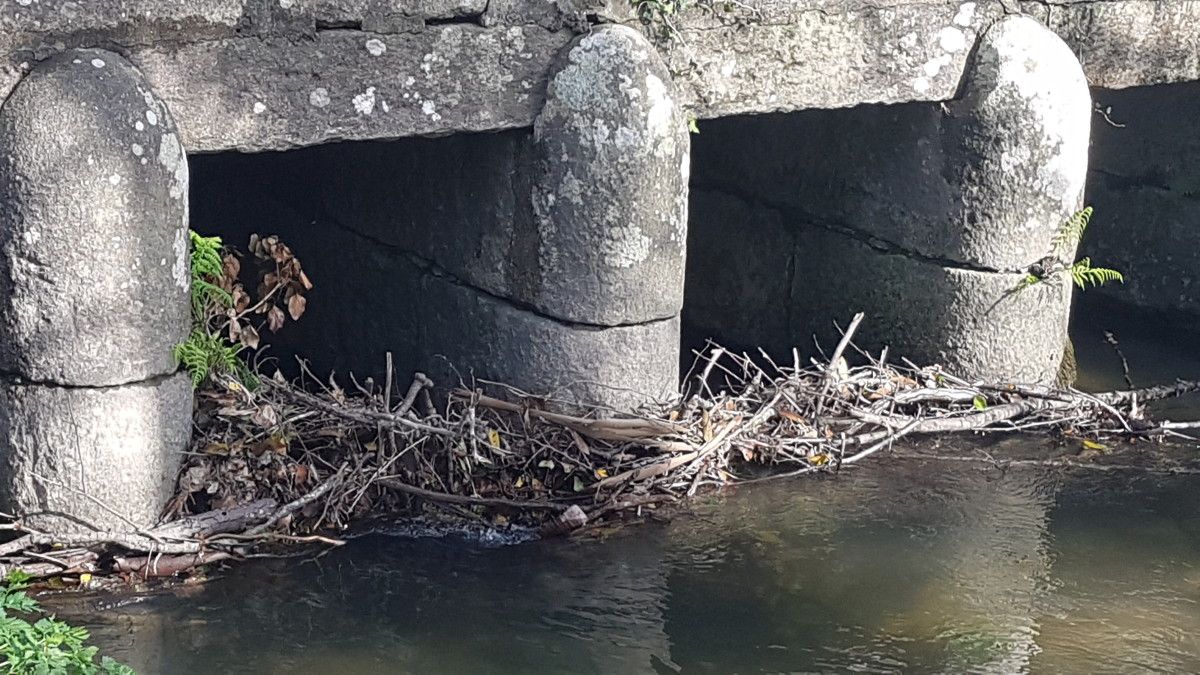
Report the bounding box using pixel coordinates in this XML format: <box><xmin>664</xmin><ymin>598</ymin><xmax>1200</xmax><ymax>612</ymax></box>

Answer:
<box><xmin>3</xmin><ymin>315</ymin><xmax>1199</xmax><ymax>584</ymax></box>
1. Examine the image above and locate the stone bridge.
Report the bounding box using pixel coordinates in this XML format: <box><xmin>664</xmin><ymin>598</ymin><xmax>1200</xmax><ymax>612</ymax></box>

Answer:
<box><xmin>1</xmin><ymin>0</ymin><xmax>1198</xmax><ymax>531</ymax></box>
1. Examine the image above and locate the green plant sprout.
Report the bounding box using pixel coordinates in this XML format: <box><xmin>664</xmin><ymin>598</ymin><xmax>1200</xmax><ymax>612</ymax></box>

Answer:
<box><xmin>173</xmin><ymin>231</ymin><xmax>252</xmax><ymax>390</ymax></box>
<box><xmin>1014</xmin><ymin>207</ymin><xmax>1125</xmax><ymax>293</ymax></box>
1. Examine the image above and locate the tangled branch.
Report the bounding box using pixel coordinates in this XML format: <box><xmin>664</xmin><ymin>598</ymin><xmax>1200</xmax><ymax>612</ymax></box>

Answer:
<box><xmin>3</xmin><ymin>316</ymin><xmax>1197</xmax><ymax>585</ymax></box>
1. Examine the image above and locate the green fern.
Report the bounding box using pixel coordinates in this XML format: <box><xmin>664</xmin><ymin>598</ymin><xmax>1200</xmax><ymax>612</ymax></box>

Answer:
<box><xmin>1012</xmin><ymin>207</ymin><xmax>1125</xmax><ymax>294</ymax></box>
<box><xmin>189</xmin><ymin>231</ymin><xmax>232</xmax><ymax>315</ymax></box>
<box><xmin>1052</xmin><ymin>206</ymin><xmax>1093</xmax><ymax>253</ymax></box>
<box><xmin>174</xmin><ymin>231</ymin><xmax>253</xmax><ymax>390</ymax></box>
<box><xmin>189</xmin><ymin>230</ymin><xmax>223</xmax><ymax>277</ymax></box>
<box><xmin>174</xmin><ymin>330</ymin><xmax>243</xmax><ymax>388</ymax></box>
<box><xmin>1070</xmin><ymin>257</ymin><xmax>1125</xmax><ymax>289</ymax></box>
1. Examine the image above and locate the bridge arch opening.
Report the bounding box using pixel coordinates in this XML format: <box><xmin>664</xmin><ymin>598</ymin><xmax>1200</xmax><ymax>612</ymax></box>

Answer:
<box><xmin>188</xmin><ymin>123</ymin><xmax>684</xmax><ymax>411</ymax></box>
<box><xmin>190</xmin><ymin>131</ymin><xmax>539</xmax><ymax>387</ymax></box>
<box><xmin>1068</xmin><ymin>79</ymin><xmax>1200</xmax><ymax>388</ymax></box>
<box><xmin>682</xmin><ymin>98</ymin><xmax>1078</xmax><ymax>384</ymax></box>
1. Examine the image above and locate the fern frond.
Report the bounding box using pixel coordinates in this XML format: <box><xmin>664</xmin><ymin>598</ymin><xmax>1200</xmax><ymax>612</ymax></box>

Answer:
<box><xmin>1070</xmin><ymin>258</ymin><xmax>1125</xmax><ymax>289</ymax></box>
<box><xmin>173</xmin><ymin>333</ymin><xmax>210</xmax><ymax>388</ymax></box>
<box><xmin>191</xmin><ymin>279</ymin><xmax>232</xmax><ymax>316</ymax></box>
<box><xmin>173</xmin><ymin>330</ymin><xmax>244</xmax><ymax>388</ymax></box>
<box><xmin>189</xmin><ymin>231</ymin><xmax>225</xmax><ymax>278</ymax></box>
<box><xmin>188</xmin><ymin>231</ymin><xmax>232</xmax><ymax>315</ymax></box>
<box><xmin>178</xmin><ymin>230</ymin><xmax>262</xmax><ymax>391</ymax></box>
<box><xmin>1053</xmin><ymin>207</ymin><xmax>1093</xmax><ymax>253</ymax></box>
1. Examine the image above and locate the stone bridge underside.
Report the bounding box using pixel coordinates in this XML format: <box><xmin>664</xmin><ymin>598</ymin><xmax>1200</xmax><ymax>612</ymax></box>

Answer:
<box><xmin>1</xmin><ymin>0</ymin><xmax>1199</xmax><ymax>532</ymax></box>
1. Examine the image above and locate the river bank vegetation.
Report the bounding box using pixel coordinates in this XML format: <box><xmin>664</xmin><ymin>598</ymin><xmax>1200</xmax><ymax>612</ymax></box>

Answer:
<box><xmin>0</xmin><ymin>571</ymin><xmax>132</xmax><ymax>673</ymax></box>
<box><xmin>1</xmin><ymin>231</ymin><xmax>1196</xmax><ymax>589</ymax></box>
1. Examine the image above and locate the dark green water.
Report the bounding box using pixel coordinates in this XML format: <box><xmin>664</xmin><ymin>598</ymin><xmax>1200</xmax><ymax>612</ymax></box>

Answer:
<box><xmin>61</xmin><ymin>309</ymin><xmax>1200</xmax><ymax>674</ymax></box>
<box><xmin>63</xmin><ymin>463</ymin><xmax>1200</xmax><ymax>674</ymax></box>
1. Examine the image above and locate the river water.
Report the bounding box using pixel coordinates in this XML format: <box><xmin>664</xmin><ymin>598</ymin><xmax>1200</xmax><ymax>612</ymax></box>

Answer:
<box><xmin>64</xmin><ymin>309</ymin><xmax>1200</xmax><ymax>674</ymax></box>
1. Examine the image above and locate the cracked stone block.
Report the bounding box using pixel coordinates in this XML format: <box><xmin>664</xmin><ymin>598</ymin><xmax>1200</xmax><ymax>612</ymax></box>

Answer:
<box><xmin>0</xmin><ymin>373</ymin><xmax>192</xmax><ymax>534</ymax></box>
<box><xmin>299</xmin><ymin>130</ymin><xmax>541</xmax><ymax>307</ymax></box>
<box><xmin>532</xmin><ymin>24</ymin><xmax>689</xmax><ymax>327</ymax></box>
<box><xmin>0</xmin><ymin>50</ymin><xmax>193</xmax><ymax>533</ymax></box>
<box><xmin>0</xmin><ymin>48</ymin><xmax>191</xmax><ymax>387</ymax></box>
<box><xmin>423</xmin><ymin>274</ymin><xmax>682</xmax><ymax>411</ymax></box>
<box><xmin>790</xmin><ymin>228</ymin><xmax>1072</xmax><ymax>386</ymax></box>
<box><xmin>129</xmin><ymin>26</ymin><xmax>572</xmax><ymax>154</ymax></box>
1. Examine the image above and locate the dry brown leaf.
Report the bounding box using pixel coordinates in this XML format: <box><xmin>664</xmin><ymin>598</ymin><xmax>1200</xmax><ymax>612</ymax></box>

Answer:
<box><xmin>223</xmin><ymin>253</ymin><xmax>241</xmax><ymax>280</ymax></box>
<box><xmin>232</xmin><ymin>286</ymin><xmax>251</xmax><ymax>313</ymax></box>
<box><xmin>287</xmin><ymin>294</ymin><xmax>307</xmax><ymax>321</ymax></box>
<box><xmin>240</xmin><ymin>324</ymin><xmax>260</xmax><ymax>350</ymax></box>
<box><xmin>252</xmin><ymin>404</ymin><xmax>278</xmax><ymax>429</ymax></box>
<box><xmin>267</xmin><ymin>306</ymin><xmax>286</xmax><ymax>333</ymax></box>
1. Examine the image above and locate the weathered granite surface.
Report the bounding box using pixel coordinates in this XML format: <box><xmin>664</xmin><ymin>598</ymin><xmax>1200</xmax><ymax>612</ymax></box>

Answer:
<box><xmin>0</xmin><ymin>372</ymin><xmax>192</xmax><ymax>534</ymax></box>
<box><xmin>532</xmin><ymin>24</ymin><xmax>688</xmax><ymax>326</ymax></box>
<box><xmin>0</xmin><ymin>1</ymin><xmax>1193</xmax><ymax>152</ymax></box>
<box><xmin>0</xmin><ymin>49</ymin><xmax>193</xmax><ymax>531</ymax></box>
<box><xmin>0</xmin><ymin>48</ymin><xmax>190</xmax><ymax>387</ymax></box>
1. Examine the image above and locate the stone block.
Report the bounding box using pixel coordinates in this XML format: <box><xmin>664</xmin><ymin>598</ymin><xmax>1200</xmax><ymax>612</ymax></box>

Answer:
<box><xmin>532</xmin><ymin>24</ymin><xmax>689</xmax><ymax>326</ymax></box>
<box><xmin>0</xmin><ymin>373</ymin><xmax>192</xmax><ymax>534</ymax></box>
<box><xmin>0</xmin><ymin>48</ymin><xmax>190</xmax><ymax>386</ymax></box>
<box><xmin>1084</xmin><ymin>81</ymin><xmax>1200</xmax><ymax>322</ymax></box>
<box><xmin>129</xmin><ymin>26</ymin><xmax>572</xmax><ymax>153</ymax></box>
<box><xmin>943</xmin><ymin>14</ymin><xmax>1092</xmax><ymax>272</ymax></box>
<box><xmin>306</xmin><ymin>131</ymin><xmax>540</xmax><ymax>306</ymax></box>
<box><xmin>790</xmin><ymin>228</ymin><xmax>1072</xmax><ymax>385</ymax></box>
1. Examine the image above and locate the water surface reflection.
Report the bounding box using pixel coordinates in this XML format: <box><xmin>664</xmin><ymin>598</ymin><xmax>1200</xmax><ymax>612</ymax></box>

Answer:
<box><xmin>68</xmin><ymin>459</ymin><xmax>1199</xmax><ymax>674</ymax></box>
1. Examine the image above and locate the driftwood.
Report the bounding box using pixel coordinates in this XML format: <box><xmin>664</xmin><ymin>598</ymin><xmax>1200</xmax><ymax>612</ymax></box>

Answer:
<box><xmin>112</xmin><ymin>551</ymin><xmax>233</xmax><ymax>577</ymax></box>
<box><xmin>149</xmin><ymin>499</ymin><xmax>278</xmax><ymax>540</ymax></box>
<box><xmin>3</xmin><ymin>315</ymin><xmax>1198</xmax><ymax>584</ymax></box>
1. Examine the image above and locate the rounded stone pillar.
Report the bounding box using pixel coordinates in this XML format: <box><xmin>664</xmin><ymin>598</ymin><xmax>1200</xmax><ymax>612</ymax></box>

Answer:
<box><xmin>935</xmin><ymin>15</ymin><xmax>1092</xmax><ymax>382</ymax></box>
<box><xmin>0</xmin><ymin>49</ymin><xmax>192</xmax><ymax>533</ymax></box>
<box><xmin>523</xmin><ymin>24</ymin><xmax>688</xmax><ymax>407</ymax></box>
<box><xmin>810</xmin><ymin>15</ymin><xmax>1090</xmax><ymax>384</ymax></box>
